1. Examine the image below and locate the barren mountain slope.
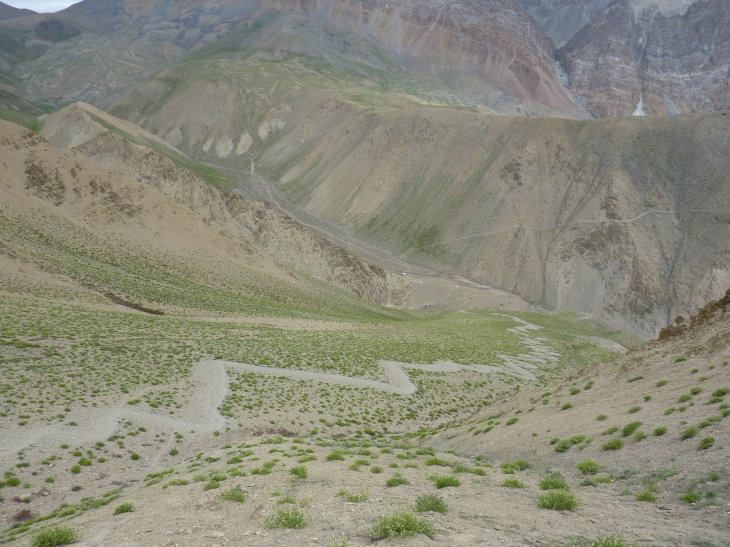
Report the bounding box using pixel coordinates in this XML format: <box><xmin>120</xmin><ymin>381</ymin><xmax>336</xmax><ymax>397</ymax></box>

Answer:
<box><xmin>0</xmin><ymin>118</ymin><xmax>407</xmax><ymax>317</ymax></box>
<box><xmin>108</xmin><ymin>43</ymin><xmax>730</xmax><ymax>339</ymax></box>
<box><xmin>252</xmin><ymin>104</ymin><xmax>730</xmax><ymax>339</ymax></box>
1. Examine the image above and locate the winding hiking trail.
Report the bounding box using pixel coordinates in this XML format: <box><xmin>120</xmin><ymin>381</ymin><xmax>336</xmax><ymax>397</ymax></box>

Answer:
<box><xmin>2</xmin><ymin>316</ymin><xmax>616</xmax><ymax>457</ymax></box>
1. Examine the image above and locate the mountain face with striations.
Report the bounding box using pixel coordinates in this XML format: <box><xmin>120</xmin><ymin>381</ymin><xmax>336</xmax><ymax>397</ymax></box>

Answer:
<box><xmin>555</xmin><ymin>0</ymin><xmax>730</xmax><ymax>117</ymax></box>
<box><xmin>1</xmin><ymin>0</ymin><xmax>728</xmax><ymax>117</ymax></box>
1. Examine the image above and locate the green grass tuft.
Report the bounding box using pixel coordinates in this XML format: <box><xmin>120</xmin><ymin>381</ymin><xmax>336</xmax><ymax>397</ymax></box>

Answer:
<box><xmin>538</xmin><ymin>490</ymin><xmax>578</xmax><ymax>511</ymax></box>
<box><xmin>428</xmin><ymin>474</ymin><xmax>460</xmax><ymax>488</ymax></box>
<box><xmin>113</xmin><ymin>501</ymin><xmax>135</xmax><ymax>515</ymax></box>
<box><xmin>371</xmin><ymin>511</ymin><xmax>437</xmax><ymax>539</ymax></box>
<box><xmin>32</xmin><ymin>526</ymin><xmax>79</xmax><ymax>547</ymax></box>
<box><xmin>576</xmin><ymin>460</ymin><xmax>600</xmax><ymax>475</ymax></box>
<box><xmin>415</xmin><ymin>493</ymin><xmax>448</xmax><ymax>514</ymax></box>
<box><xmin>265</xmin><ymin>507</ymin><xmax>308</xmax><ymax>529</ymax></box>
<box><xmin>220</xmin><ymin>485</ymin><xmax>247</xmax><ymax>503</ymax></box>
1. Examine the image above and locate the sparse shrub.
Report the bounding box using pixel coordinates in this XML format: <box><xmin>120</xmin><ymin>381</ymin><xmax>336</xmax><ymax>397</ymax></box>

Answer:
<box><xmin>656</xmin><ymin>379</ymin><xmax>668</xmax><ymax>387</ymax></box>
<box><xmin>601</xmin><ymin>426</ymin><xmax>619</xmax><ymax>435</ymax></box>
<box><xmin>653</xmin><ymin>427</ymin><xmax>667</xmax><ymax>436</ymax></box>
<box><xmin>501</xmin><ymin>478</ymin><xmax>525</xmax><ymax>488</ymax></box>
<box><xmin>627</xmin><ymin>406</ymin><xmax>641</xmax><ymax>414</ymax></box>
<box><xmin>577</xmin><ymin>460</ymin><xmax>600</xmax><ymax>475</ymax></box>
<box><xmin>633</xmin><ymin>431</ymin><xmax>647</xmax><ymax>441</ymax></box>
<box><xmin>371</xmin><ymin>466</ymin><xmax>382</xmax><ymax>474</ymax></box>
<box><xmin>562</xmin><ymin>403</ymin><xmax>573</xmax><ymax>410</ymax></box>
<box><xmin>337</xmin><ymin>489</ymin><xmax>368</xmax><ymax>502</ymax></box>
<box><xmin>265</xmin><ymin>507</ymin><xmax>307</xmax><ymax>529</ymax></box>
<box><xmin>386</xmin><ymin>473</ymin><xmax>409</xmax><ymax>487</ymax></box>
<box><xmin>681</xmin><ymin>426</ymin><xmax>699</xmax><ymax>439</ymax></box>
<box><xmin>371</xmin><ymin>511</ymin><xmax>437</xmax><ymax>539</ymax></box>
<box><xmin>326</xmin><ymin>450</ymin><xmax>345</xmax><ymax>461</ymax></box>
<box><xmin>506</xmin><ymin>417</ymin><xmax>519</xmax><ymax>425</ymax></box>
<box><xmin>425</xmin><ymin>457</ymin><xmax>450</xmax><ymax>466</ymax></box>
<box><xmin>113</xmin><ymin>501</ymin><xmax>135</xmax><ymax>515</ymax></box>
<box><xmin>635</xmin><ymin>491</ymin><xmax>656</xmax><ymax>502</ymax></box>
<box><xmin>596</xmin><ymin>414</ymin><xmax>608</xmax><ymax>421</ymax></box>
<box><xmin>429</xmin><ymin>474</ymin><xmax>460</xmax><ymax>488</ymax></box>
<box><xmin>130</xmin><ymin>453</ymin><xmax>140</xmax><ymax>461</ymax></box>
<box><xmin>621</xmin><ymin>422</ymin><xmax>642</xmax><ymax>437</ymax></box>
<box><xmin>70</xmin><ymin>465</ymin><xmax>80</xmax><ymax>474</ymax></box>
<box><xmin>602</xmin><ymin>439</ymin><xmax>623</xmax><ymax>451</ymax></box>
<box><xmin>554</xmin><ymin>439</ymin><xmax>572</xmax><ymax>453</ymax></box>
<box><xmin>627</xmin><ymin>376</ymin><xmax>643</xmax><ymax>383</ymax></box>
<box><xmin>31</xmin><ymin>526</ymin><xmax>79</xmax><ymax>547</ymax></box>
<box><xmin>290</xmin><ymin>465</ymin><xmax>307</xmax><ymax>479</ymax></box>
<box><xmin>539</xmin><ymin>475</ymin><xmax>569</xmax><ymax>490</ymax></box>
<box><xmin>538</xmin><ymin>491</ymin><xmax>578</xmax><ymax>511</ymax></box>
<box><xmin>699</xmin><ymin>437</ymin><xmax>715</xmax><ymax>449</ymax></box>
<box><xmin>682</xmin><ymin>491</ymin><xmax>700</xmax><ymax>503</ymax></box>
<box><xmin>415</xmin><ymin>493</ymin><xmax>448</xmax><ymax>514</ymax></box>
<box><xmin>220</xmin><ymin>485</ymin><xmax>246</xmax><ymax>503</ymax></box>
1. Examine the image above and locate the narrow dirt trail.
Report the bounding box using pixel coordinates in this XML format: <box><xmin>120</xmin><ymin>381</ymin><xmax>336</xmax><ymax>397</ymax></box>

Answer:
<box><xmin>1</xmin><ymin>316</ymin><xmax>607</xmax><ymax>457</ymax></box>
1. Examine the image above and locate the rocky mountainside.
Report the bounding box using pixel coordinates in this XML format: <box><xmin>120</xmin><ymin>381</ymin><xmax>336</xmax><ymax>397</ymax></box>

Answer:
<box><xmin>0</xmin><ymin>0</ymin><xmax>727</xmax><ymax>117</ymax></box>
<box><xmin>557</xmin><ymin>0</ymin><xmax>729</xmax><ymax>117</ymax></box>
<box><xmin>0</xmin><ymin>0</ymin><xmax>580</xmax><ymax>114</ymax></box>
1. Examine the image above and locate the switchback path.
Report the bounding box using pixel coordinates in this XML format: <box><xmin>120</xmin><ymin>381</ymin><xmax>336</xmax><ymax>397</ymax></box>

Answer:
<box><xmin>1</xmin><ymin>316</ymin><xmax>616</xmax><ymax>456</ymax></box>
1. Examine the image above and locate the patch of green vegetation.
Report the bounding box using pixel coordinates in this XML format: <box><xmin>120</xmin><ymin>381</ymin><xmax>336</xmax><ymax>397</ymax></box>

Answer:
<box><xmin>415</xmin><ymin>493</ymin><xmax>448</xmax><ymax>514</ymax></box>
<box><xmin>371</xmin><ymin>511</ymin><xmax>437</xmax><ymax>539</ymax></box>
<box><xmin>265</xmin><ymin>507</ymin><xmax>307</xmax><ymax>529</ymax></box>
<box><xmin>538</xmin><ymin>491</ymin><xmax>578</xmax><ymax>511</ymax></box>
<box><xmin>113</xmin><ymin>501</ymin><xmax>135</xmax><ymax>515</ymax></box>
<box><xmin>602</xmin><ymin>439</ymin><xmax>623</xmax><ymax>451</ymax></box>
<box><xmin>220</xmin><ymin>485</ymin><xmax>247</xmax><ymax>502</ymax></box>
<box><xmin>31</xmin><ymin>526</ymin><xmax>79</xmax><ymax>547</ymax></box>
<box><xmin>336</xmin><ymin>489</ymin><xmax>368</xmax><ymax>503</ymax></box>
<box><xmin>577</xmin><ymin>460</ymin><xmax>600</xmax><ymax>475</ymax></box>
<box><xmin>428</xmin><ymin>474</ymin><xmax>460</xmax><ymax>488</ymax></box>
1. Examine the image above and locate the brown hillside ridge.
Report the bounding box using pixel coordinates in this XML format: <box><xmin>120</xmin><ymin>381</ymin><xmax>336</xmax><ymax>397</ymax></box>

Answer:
<box><xmin>28</xmin><ymin>105</ymin><xmax>410</xmax><ymax>307</ymax></box>
<box><xmin>0</xmin><ymin>118</ymin><xmax>407</xmax><ymax>311</ymax></box>
<box><xmin>659</xmin><ymin>288</ymin><xmax>730</xmax><ymax>342</ymax></box>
